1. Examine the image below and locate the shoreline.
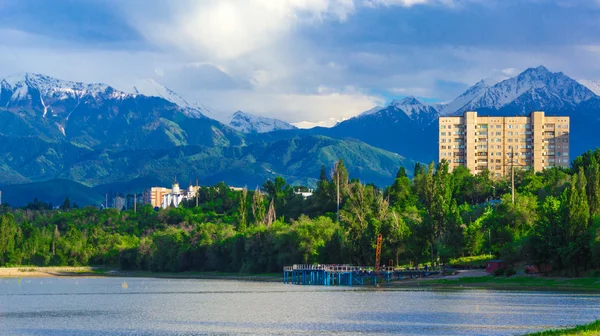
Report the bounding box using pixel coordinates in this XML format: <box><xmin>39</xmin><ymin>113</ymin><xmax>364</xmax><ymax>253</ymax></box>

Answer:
<box><xmin>2</xmin><ymin>267</ymin><xmax>600</xmax><ymax>292</ymax></box>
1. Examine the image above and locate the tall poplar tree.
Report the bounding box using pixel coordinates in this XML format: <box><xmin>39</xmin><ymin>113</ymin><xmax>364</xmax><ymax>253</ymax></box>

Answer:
<box><xmin>238</xmin><ymin>187</ymin><xmax>248</xmax><ymax>232</ymax></box>
<box><xmin>586</xmin><ymin>157</ymin><xmax>600</xmax><ymax>217</ymax></box>
<box><xmin>252</xmin><ymin>187</ymin><xmax>266</xmax><ymax>225</ymax></box>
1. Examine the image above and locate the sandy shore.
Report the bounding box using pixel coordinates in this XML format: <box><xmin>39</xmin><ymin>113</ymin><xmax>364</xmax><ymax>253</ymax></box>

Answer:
<box><xmin>0</xmin><ymin>267</ymin><xmax>106</xmax><ymax>278</ymax></box>
<box><xmin>0</xmin><ymin>267</ymin><xmax>282</xmax><ymax>282</ymax></box>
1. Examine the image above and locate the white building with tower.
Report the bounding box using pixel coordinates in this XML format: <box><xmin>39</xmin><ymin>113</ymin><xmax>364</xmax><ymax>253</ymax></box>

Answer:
<box><xmin>157</xmin><ymin>178</ymin><xmax>199</xmax><ymax>209</ymax></box>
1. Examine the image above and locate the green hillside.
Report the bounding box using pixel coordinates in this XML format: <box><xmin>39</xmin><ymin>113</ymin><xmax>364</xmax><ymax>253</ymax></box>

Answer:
<box><xmin>0</xmin><ymin>179</ymin><xmax>104</xmax><ymax>207</ymax></box>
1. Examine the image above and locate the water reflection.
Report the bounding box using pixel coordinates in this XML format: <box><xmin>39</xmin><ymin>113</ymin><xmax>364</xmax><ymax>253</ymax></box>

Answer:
<box><xmin>0</xmin><ymin>278</ymin><xmax>599</xmax><ymax>335</ymax></box>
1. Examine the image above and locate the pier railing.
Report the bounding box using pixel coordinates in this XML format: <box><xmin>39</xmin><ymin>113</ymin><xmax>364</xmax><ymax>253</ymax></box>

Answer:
<box><xmin>283</xmin><ymin>264</ymin><xmax>376</xmax><ymax>273</ymax></box>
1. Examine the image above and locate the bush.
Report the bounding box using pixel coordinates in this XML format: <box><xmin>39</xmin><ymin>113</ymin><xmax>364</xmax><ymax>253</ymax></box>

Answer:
<box><xmin>505</xmin><ymin>267</ymin><xmax>516</xmax><ymax>277</ymax></box>
<box><xmin>493</xmin><ymin>267</ymin><xmax>505</xmax><ymax>276</ymax></box>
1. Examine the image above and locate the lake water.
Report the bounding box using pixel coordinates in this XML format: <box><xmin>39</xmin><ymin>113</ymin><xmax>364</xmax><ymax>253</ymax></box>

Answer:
<box><xmin>0</xmin><ymin>277</ymin><xmax>599</xmax><ymax>335</ymax></box>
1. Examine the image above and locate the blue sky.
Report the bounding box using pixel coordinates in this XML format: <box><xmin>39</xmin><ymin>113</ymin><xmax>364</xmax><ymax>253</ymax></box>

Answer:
<box><xmin>1</xmin><ymin>0</ymin><xmax>600</xmax><ymax>126</ymax></box>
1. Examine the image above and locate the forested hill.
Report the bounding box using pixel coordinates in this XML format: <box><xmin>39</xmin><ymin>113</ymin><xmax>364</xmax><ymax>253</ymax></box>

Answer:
<box><xmin>2</xmin><ymin>151</ymin><xmax>600</xmax><ymax>276</ymax></box>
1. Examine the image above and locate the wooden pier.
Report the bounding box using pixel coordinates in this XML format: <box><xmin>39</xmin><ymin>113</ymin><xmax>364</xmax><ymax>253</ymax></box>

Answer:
<box><xmin>283</xmin><ymin>264</ymin><xmax>439</xmax><ymax>286</ymax></box>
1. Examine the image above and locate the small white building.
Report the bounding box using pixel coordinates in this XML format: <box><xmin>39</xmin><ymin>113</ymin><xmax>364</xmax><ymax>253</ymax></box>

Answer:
<box><xmin>160</xmin><ymin>178</ymin><xmax>200</xmax><ymax>208</ymax></box>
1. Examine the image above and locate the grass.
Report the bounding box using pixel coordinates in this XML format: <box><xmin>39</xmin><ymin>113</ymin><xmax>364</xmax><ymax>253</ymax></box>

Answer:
<box><xmin>525</xmin><ymin>320</ymin><xmax>600</xmax><ymax>335</ymax></box>
<box><xmin>449</xmin><ymin>254</ymin><xmax>494</xmax><ymax>267</ymax></box>
<box><xmin>424</xmin><ymin>276</ymin><xmax>600</xmax><ymax>292</ymax></box>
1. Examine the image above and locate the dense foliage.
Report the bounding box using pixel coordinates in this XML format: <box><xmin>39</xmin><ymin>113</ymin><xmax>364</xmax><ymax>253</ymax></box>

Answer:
<box><xmin>2</xmin><ymin>149</ymin><xmax>600</xmax><ymax>276</ymax></box>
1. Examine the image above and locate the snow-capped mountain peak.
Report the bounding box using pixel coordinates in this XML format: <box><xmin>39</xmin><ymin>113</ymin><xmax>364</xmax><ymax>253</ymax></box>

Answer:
<box><xmin>228</xmin><ymin>111</ymin><xmax>297</xmax><ymax>133</ymax></box>
<box><xmin>128</xmin><ymin>78</ymin><xmax>210</xmax><ymax>119</ymax></box>
<box><xmin>357</xmin><ymin>105</ymin><xmax>385</xmax><ymax>118</ymax></box>
<box><xmin>437</xmin><ymin>80</ymin><xmax>489</xmax><ymax>116</ymax></box>
<box><xmin>388</xmin><ymin>96</ymin><xmax>437</xmax><ymax>118</ymax></box>
<box><xmin>132</xmin><ymin>78</ymin><xmax>190</xmax><ymax>107</ymax></box>
<box><xmin>440</xmin><ymin>66</ymin><xmax>597</xmax><ymax>115</ymax></box>
<box><xmin>1</xmin><ymin>72</ymin><xmax>125</xmax><ymax>102</ymax></box>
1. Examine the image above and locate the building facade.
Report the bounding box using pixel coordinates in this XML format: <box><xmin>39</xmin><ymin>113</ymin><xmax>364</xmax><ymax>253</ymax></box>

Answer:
<box><xmin>144</xmin><ymin>179</ymin><xmax>201</xmax><ymax>209</ymax></box>
<box><xmin>144</xmin><ymin>187</ymin><xmax>172</xmax><ymax>208</ymax></box>
<box><xmin>439</xmin><ymin>111</ymin><xmax>570</xmax><ymax>176</ymax></box>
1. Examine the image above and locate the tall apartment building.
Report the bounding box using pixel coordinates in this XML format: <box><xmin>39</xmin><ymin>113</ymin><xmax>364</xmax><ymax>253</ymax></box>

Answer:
<box><xmin>439</xmin><ymin>111</ymin><xmax>570</xmax><ymax>176</ymax></box>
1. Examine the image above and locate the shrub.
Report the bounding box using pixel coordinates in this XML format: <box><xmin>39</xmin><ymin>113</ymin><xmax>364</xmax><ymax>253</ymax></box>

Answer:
<box><xmin>505</xmin><ymin>267</ymin><xmax>516</xmax><ymax>277</ymax></box>
<box><xmin>493</xmin><ymin>267</ymin><xmax>505</xmax><ymax>276</ymax></box>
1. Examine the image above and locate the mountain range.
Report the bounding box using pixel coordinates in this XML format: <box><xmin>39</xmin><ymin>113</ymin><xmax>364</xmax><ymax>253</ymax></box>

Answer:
<box><xmin>1</xmin><ymin>66</ymin><xmax>599</xmax><ymax>206</ymax></box>
<box><xmin>0</xmin><ymin>73</ymin><xmax>411</xmax><ymax>205</ymax></box>
<box><xmin>252</xmin><ymin>66</ymin><xmax>599</xmax><ymax>163</ymax></box>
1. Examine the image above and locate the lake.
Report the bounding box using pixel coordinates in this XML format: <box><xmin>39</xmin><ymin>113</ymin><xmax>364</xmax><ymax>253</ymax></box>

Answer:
<box><xmin>0</xmin><ymin>277</ymin><xmax>599</xmax><ymax>335</ymax></box>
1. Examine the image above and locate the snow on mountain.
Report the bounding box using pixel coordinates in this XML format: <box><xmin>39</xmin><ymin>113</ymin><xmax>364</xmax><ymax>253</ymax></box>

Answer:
<box><xmin>228</xmin><ymin>111</ymin><xmax>297</xmax><ymax>133</ymax></box>
<box><xmin>1</xmin><ymin>72</ymin><xmax>128</xmax><ymax>105</ymax></box>
<box><xmin>578</xmin><ymin>80</ymin><xmax>600</xmax><ymax>96</ymax></box>
<box><xmin>356</xmin><ymin>96</ymin><xmax>438</xmax><ymax>122</ymax></box>
<box><xmin>130</xmin><ymin>78</ymin><xmax>211</xmax><ymax>119</ymax></box>
<box><xmin>357</xmin><ymin>105</ymin><xmax>385</xmax><ymax>118</ymax></box>
<box><xmin>462</xmin><ymin>66</ymin><xmax>595</xmax><ymax>113</ymax></box>
<box><xmin>388</xmin><ymin>96</ymin><xmax>437</xmax><ymax>117</ymax></box>
<box><xmin>437</xmin><ymin>80</ymin><xmax>489</xmax><ymax>116</ymax></box>
<box><xmin>437</xmin><ymin>66</ymin><xmax>597</xmax><ymax>116</ymax></box>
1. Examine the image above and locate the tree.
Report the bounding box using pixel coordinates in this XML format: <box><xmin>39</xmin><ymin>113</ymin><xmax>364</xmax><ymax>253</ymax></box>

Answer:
<box><xmin>61</xmin><ymin>197</ymin><xmax>71</xmax><ymax>210</ymax></box>
<box><xmin>252</xmin><ymin>187</ymin><xmax>266</xmax><ymax>225</ymax></box>
<box><xmin>387</xmin><ymin>172</ymin><xmax>413</xmax><ymax>210</ymax></box>
<box><xmin>0</xmin><ymin>214</ymin><xmax>18</xmax><ymax>264</ymax></box>
<box><xmin>238</xmin><ymin>187</ymin><xmax>248</xmax><ymax>232</ymax></box>
<box><xmin>563</xmin><ymin>167</ymin><xmax>591</xmax><ymax>273</ymax></box>
<box><xmin>396</xmin><ymin>167</ymin><xmax>407</xmax><ymax>179</ymax></box>
<box><xmin>265</xmin><ymin>199</ymin><xmax>276</xmax><ymax>227</ymax></box>
<box><xmin>52</xmin><ymin>225</ymin><xmax>60</xmax><ymax>257</ymax></box>
<box><xmin>586</xmin><ymin>157</ymin><xmax>600</xmax><ymax>217</ymax></box>
<box><xmin>319</xmin><ymin>165</ymin><xmax>328</xmax><ymax>182</ymax></box>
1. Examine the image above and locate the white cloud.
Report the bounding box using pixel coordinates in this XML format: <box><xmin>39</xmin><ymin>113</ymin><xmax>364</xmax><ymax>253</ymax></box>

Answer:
<box><xmin>362</xmin><ymin>0</ymin><xmax>463</xmax><ymax>7</ymax></box>
<box><xmin>124</xmin><ymin>0</ymin><xmax>355</xmax><ymax>61</ymax></box>
<box><xmin>189</xmin><ymin>88</ymin><xmax>383</xmax><ymax>124</ymax></box>
<box><xmin>293</xmin><ymin>118</ymin><xmax>347</xmax><ymax>128</ymax></box>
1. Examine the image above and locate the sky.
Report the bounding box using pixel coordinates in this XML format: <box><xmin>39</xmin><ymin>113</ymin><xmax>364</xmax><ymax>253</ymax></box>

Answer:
<box><xmin>1</xmin><ymin>0</ymin><xmax>600</xmax><ymax>127</ymax></box>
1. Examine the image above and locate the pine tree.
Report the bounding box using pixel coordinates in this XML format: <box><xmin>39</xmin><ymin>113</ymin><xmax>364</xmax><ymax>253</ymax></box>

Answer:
<box><xmin>319</xmin><ymin>165</ymin><xmax>328</xmax><ymax>181</ymax></box>
<box><xmin>396</xmin><ymin>167</ymin><xmax>407</xmax><ymax>179</ymax></box>
<box><xmin>61</xmin><ymin>196</ymin><xmax>71</xmax><ymax>210</ymax></box>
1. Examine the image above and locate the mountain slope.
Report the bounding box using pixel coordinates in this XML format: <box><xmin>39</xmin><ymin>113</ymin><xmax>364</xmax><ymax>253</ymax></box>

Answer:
<box><xmin>130</xmin><ymin>78</ymin><xmax>209</xmax><ymax>118</ymax></box>
<box><xmin>0</xmin><ymin>73</ymin><xmax>244</xmax><ymax>150</ymax></box>
<box><xmin>274</xmin><ymin>66</ymin><xmax>600</xmax><ymax>164</ymax></box>
<box><xmin>228</xmin><ymin>111</ymin><xmax>297</xmax><ymax>133</ymax></box>
<box><xmin>0</xmin><ymin>179</ymin><xmax>103</xmax><ymax>207</ymax></box>
<box><xmin>437</xmin><ymin>80</ymin><xmax>489</xmax><ymax>116</ymax></box>
<box><xmin>454</xmin><ymin>66</ymin><xmax>596</xmax><ymax>114</ymax></box>
<box><xmin>0</xmin><ymin>73</ymin><xmax>415</xmax><ymax>197</ymax></box>
<box><xmin>321</xmin><ymin>97</ymin><xmax>439</xmax><ymax>163</ymax></box>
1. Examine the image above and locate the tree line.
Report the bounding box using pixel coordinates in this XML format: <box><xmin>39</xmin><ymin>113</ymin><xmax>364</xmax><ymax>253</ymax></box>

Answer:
<box><xmin>2</xmin><ymin>150</ymin><xmax>600</xmax><ymax>276</ymax></box>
